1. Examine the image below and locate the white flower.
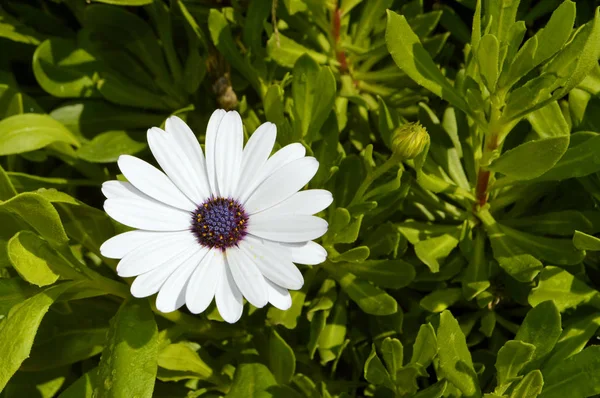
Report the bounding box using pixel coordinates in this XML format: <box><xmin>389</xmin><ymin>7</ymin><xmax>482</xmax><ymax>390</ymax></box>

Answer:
<box><xmin>100</xmin><ymin>110</ymin><xmax>332</xmax><ymax>323</ymax></box>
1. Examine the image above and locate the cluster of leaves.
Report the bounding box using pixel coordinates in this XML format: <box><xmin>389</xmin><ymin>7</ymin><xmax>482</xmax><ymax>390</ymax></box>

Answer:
<box><xmin>2</xmin><ymin>0</ymin><xmax>600</xmax><ymax>397</ymax></box>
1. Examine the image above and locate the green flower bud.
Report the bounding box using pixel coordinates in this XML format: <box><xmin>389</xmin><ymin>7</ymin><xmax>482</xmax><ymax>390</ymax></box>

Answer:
<box><xmin>391</xmin><ymin>122</ymin><xmax>429</xmax><ymax>160</ymax></box>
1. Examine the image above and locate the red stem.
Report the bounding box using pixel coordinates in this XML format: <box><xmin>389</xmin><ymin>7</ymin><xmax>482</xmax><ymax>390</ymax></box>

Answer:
<box><xmin>475</xmin><ymin>169</ymin><xmax>491</xmax><ymax>207</ymax></box>
<box><xmin>332</xmin><ymin>8</ymin><xmax>348</xmax><ymax>73</ymax></box>
<box><xmin>475</xmin><ymin>134</ymin><xmax>499</xmax><ymax>208</ymax></box>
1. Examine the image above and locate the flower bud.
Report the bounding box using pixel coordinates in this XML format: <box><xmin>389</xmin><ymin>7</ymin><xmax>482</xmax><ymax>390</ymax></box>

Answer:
<box><xmin>391</xmin><ymin>122</ymin><xmax>429</xmax><ymax>160</ymax></box>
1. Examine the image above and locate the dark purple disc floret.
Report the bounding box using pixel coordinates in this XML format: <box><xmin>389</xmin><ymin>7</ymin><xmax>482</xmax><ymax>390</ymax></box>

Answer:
<box><xmin>191</xmin><ymin>197</ymin><xmax>249</xmax><ymax>251</ymax></box>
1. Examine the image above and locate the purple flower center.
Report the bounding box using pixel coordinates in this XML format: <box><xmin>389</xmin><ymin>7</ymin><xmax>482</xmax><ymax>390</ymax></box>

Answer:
<box><xmin>191</xmin><ymin>197</ymin><xmax>248</xmax><ymax>251</ymax></box>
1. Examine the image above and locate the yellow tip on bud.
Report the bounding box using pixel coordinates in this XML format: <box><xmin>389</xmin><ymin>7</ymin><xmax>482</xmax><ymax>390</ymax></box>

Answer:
<box><xmin>391</xmin><ymin>122</ymin><xmax>429</xmax><ymax>160</ymax></box>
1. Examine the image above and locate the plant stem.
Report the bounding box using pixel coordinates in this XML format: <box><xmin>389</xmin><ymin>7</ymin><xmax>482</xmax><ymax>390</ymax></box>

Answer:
<box><xmin>332</xmin><ymin>7</ymin><xmax>348</xmax><ymax>73</ymax></box>
<box><xmin>474</xmin><ymin>105</ymin><xmax>503</xmax><ymax>208</ymax></box>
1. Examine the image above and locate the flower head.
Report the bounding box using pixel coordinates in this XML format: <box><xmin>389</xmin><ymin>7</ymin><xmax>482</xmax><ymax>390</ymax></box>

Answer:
<box><xmin>391</xmin><ymin>122</ymin><xmax>429</xmax><ymax>160</ymax></box>
<box><xmin>100</xmin><ymin>110</ymin><xmax>332</xmax><ymax>323</ymax></box>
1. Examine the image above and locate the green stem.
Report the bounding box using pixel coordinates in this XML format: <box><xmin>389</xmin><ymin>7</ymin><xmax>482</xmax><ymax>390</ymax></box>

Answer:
<box><xmin>475</xmin><ymin>207</ymin><xmax>498</xmax><ymax>233</ymax></box>
<box><xmin>349</xmin><ymin>154</ymin><xmax>400</xmax><ymax>207</ymax></box>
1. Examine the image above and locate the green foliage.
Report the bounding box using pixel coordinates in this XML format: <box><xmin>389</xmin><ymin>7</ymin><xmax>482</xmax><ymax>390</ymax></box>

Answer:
<box><xmin>2</xmin><ymin>0</ymin><xmax>600</xmax><ymax>397</ymax></box>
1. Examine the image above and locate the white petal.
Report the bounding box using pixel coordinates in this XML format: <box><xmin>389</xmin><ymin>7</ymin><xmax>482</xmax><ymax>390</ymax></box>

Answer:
<box><xmin>104</xmin><ymin>197</ymin><xmax>191</xmax><ymax>231</ymax></box>
<box><xmin>255</xmin><ymin>189</ymin><xmax>333</xmax><ymax>216</ymax></box>
<box><xmin>102</xmin><ymin>181</ymin><xmax>140</xmax><ymax>200</ymax></box>
<box><xmin>225</xmin><ymin>246</ymin><xmax>268</xmax><ymax>308</ymax></box>
<box><xmin>235</xmin><ymin>122</ymin><xmax>276</xmax><ymax>197</ymax></box>
<box><xmin>155</xmin><ymin>247</ymin><xmax>209</xmax><ymax>313</ymax></box>
<box><xmin>130</xmin><ymin>244</ymin><xmax>199</xmax><ymax>298</ymax></box>
<box><xmin>288</xmin><ymin>241</ymin><xmax>328</xmax><ymax>265</ymax></box>
<box><xmin>117</xmin><ymin>155</ymin><xmax>195</xmax><ymax>211</ymax></box>
<box><xmin>238</xmin><ymin>143</ymin><xmax>306</xmax><ymax>203</ymax></box>
<box><xmin>165</xmin><ymin>116</ymin><xmax>212</xmax><ymax>199</ymax></box>
<box><xmin>244</xmin><ymin>157</ymin><xmax>318</xmax><ymax>214</ymax></box>
<box><xmin>205</xmin><ymin>109</ymin><xmax>227</xmax><ymax>196</ymax></box>
<box><xmin>100</xmin><ymin>230</ymin><xmax>170</xmax><ymax>259</ymax></box>
<box><xmin>186</xmin><ymin>249</ymin><xmax>223</xmax><ymax>314</ymax></box>
<box><xmin>266</xmin><ymin>279</ymin><xmax>292</xmax><ymax>310</ymax></box>
<box><xmin>215</xmin><ymin>111</ymin><xmax>243</xmax><ymax>198</ymax></box>
<box><xmin>216</xmin><ymin>261</ymin><xmax>244</xmax><ymax>323</ymax></box>
<box><xmin>248</xmin><ymin>214</ymin><xmax>328</xmax><ymax>243</ymax></box>
<box><xmin>240</xmin><ymin>236</ymin><xmax>303</xmax><ymax>290</ymax></box>
<box><xmin>147</xmin><ymin>127</ymin><xmax>208</xmax><ymax>205</ymax></box>
<box><xmin>116</xmin><ymin>231</ymin><xmax>197</xmax><ymax>277</ymax></box>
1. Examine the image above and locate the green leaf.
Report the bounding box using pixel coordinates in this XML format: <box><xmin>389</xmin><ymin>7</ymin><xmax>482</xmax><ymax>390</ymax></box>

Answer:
<box><xmin>317</xmin><ymin>299</ymin><xmax>347</xmax><ymax>365</ymax></box>
<box><xmin>307</xmin><ymin>310</ymin><xmax>326</xmax><ymax>359</ymax></box>
<box><xmin>58</xmin><ymin>369</ymin><xmax>96</xmax><ymax>398</ymax></box>
<box><xmin>0</xmin><ymin>83</ymin><xmax>44</xmax><ymax>119</ymax></box>
<box><xmin>354</xmin><ymin>0</ymin><xmax>393</xmax><ymax>47</ymax></box>
<box><xmin>1</xmin><ymin>193</ymin><xmax>69</xmax><ymax>247</ymax></box>
<box><xmin>85</xmin><ymin>5</ymin><xmax>170</xmax><ymax>88</ymax></box>
<box><xmin>483</xmin><ymin>215</ymin><xmax>542</xmax><ymax>282</ymax></box>
<box><xmin>76</xmin><ymin>130</ymin><xmax>146</xmax><ymax>163</ymax></box>
<box><xmin>90</xmin><ymin>0</ymin><xmax>153</xmax><ymax>4</ymax></box>
<box><xmin>414</xmin><ymin>233</ymin><xmax>460</xmax><ymax>273</ymax></box>
<box><xmin>489</xmin><ymin>136</ymin><xmax>570</xmax><ymax>180</ymax></box>
<box><xmin>4</xmin><ymin>367</ymin><xmax>68</xmax><ymax>398</ymax></box>
<box><xmin>267</xmin><ymin>33</ymin><xmax>329</xmax><ymax>69</ymax></box>
<box><xmin>527</xmin><ymin>101</ymin><xmax>570</xmax><ymax>138</ymax></box>
<box><xmin>550</xmin><ymin>6</ymin><xmax>600</xmax><ymax>98</ymax></box>
<box><xmin>330</xmin><ymin>246</ymin><xmax>370</xmax><ymax>263</ymax></box>
<box><xmin>0</xmin><ymin>165</ymin><xmax>16</xmax><ymax>201</ymax></box>
<box><xmin>420</xmin><ymin>288</ymin><xmax>462</xmax><ymax>313</ymax></box>
<box><xmin>0</xmin><ymin>282</ymin><xmax>75</xmax><ymax>391</ymax></box>
<box><xmin>364</xmin><ymin>344</ymin><xmax>394</xmax><ymax>390</ymax></box>
<box><xmin>312</xmin><ymin>113</ymin><xmax>342</xmax><ymax>186</ymax></box>
<box><xmin>0</xmin><ymin>278</ymin><xmax>40</xmax><ymax>317</ymax></box>
<box><xmin>540</xmin><ymin>346</ymin><xmax>600</xmax><ymax>398</ymax></box>
<box><xmin>227</xmin><ymin>363</ymin><xmax>277</xmax><ymax>397</ymax></box>
<box><xmin>385</xmin><ymin>10</ymin><xmax>471</xmax><ymax>117</ymax></box>
<box><xmin>413</xmin><ymin>380</ymin><xmax>448</xmax><ymax>398</ymax></box>
<box><xmin>334</xmin><ymin>259</ymin><xmax>415</xmax><ymax>289</ymax></box>
<box><xmin>292</xmin><ymin>55</ymin><xmax>336</xmax><ymax>143</ymax></box>
<box><xmin>510</xmin><ymin>370</ymin><xmax>544</xmax><ymax>398</ymax></box>
<box><xmin>529</xmin><ymin>267</ymin><xmax>600</xmax><ymax>311</ymax></box>
<box><xmin>0</xmin><ymin>8</ymin><xmax>44</xmax><ymax>45</ymax></box>
<box><xmin>283</xmin><ymin>0</ymin><xmax>307</xmax><ymax>15</ymax></box>
<box><xmin>157</xmin><ymin>342</ymin><xmax>214</xmax><ymax>381</ymax></box>
<box><xmin>573</xmin><ymin>230</ymin><xmax>600</xmax><ymax>250</ymax></box>
<box><xmin>477</xmin><ymin>34</ymin><xmax>500</xmax><ymax>91</ymax></box>
<box><xmin>534</xmin><ymin>134</ymin><xmax>600</xmax><ymax>181</ymax></box>
<box><xmin>7</xmin><ymin>231</ymin><xmax>61</xmax><ymax>287</ymax></box>
<box><xmin>436</xmin><ymin>311</ymin><xmax>480</xmax><ymax>397</ymax></box>
<box><xmin>32</xmin><ymin>38</ymin><xmax>101</xmax><ymax>99</ymax></box>
<box><xmin>23</xmin><ymin>328</ymin><xmax>106</xmax><ymax>371</ymax></box>
<box><xmin>333</xmin><ymin>156</ymin><xmax>365</xmax><ymax>208</ymax></box>
<box><xmin>209</xmin><ymin>9</ymin><xmax>264</xmax><ymax>97</ymax></box>
<box><xmin>516</xmin><ymin>301</ymin><xmax>562</xmax><ymax>363</ymax></box>
<box><xmin>500</xmin><ymin>1</ymin><xmax>576</xmax><ymax>90</ymax></box>
<box><xmin>268</xmin><ymin>329</ymin><xmax>296</xmax><ymax>383</ymax></box>
<box><xmin>486</xmin><ymin>0</ymin><xmax>519</xmax><ymax>44</ymax></box>
<box><xmin>501</xmin><ymin>210</ymin><xmax>600</xmax><ymax>236</ymax></box>
<box><xmin>462</xmin><ymin>226</ymin><xmax>490</xmax><ymax>300</ymax></box>
<box><xmin>532</xmin><ymin>1</ymin><xmax>576</xmax><ymax>65</ymax></box>
<box><xmin>542</xmin><ymin>312</ymin><xmax>600</xmax><ymax>374</ymax></box>
<box><xmin>410</xmin><ymin>323</ymin><xmax>438</xmax><ymax>368</ymax></box>
<box><xmin>0</xmin><ymin>113</ymin><xmax>79</xmax><ymax>155</ymax></box>
<box><xmin>381</xmin><ymin>337</ymin><xmax>403</xmax><ymax>380</ymax></box>
<box><xmin>38</xmin><ymin>189</ymin><xmax>118</xmax><ymax>256</ymax></box>
<box><xmin>496</xmin><ymin>340</ymin><xmax>536</xmax><ymax>387</ymax></box>
<box><xmin>96</xmin><ymin>72</ymin><xmax>175</xmax><ymax>111</ymax></box>
<box><xmin>324</xmin><ymin>263</ymin><xmax>397</xmax><ymax>316</ymax></box>
<box><xmin>96</xmin><ymin>298</ymin><xmax>158</xmax><ymax>398</ymax></box>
